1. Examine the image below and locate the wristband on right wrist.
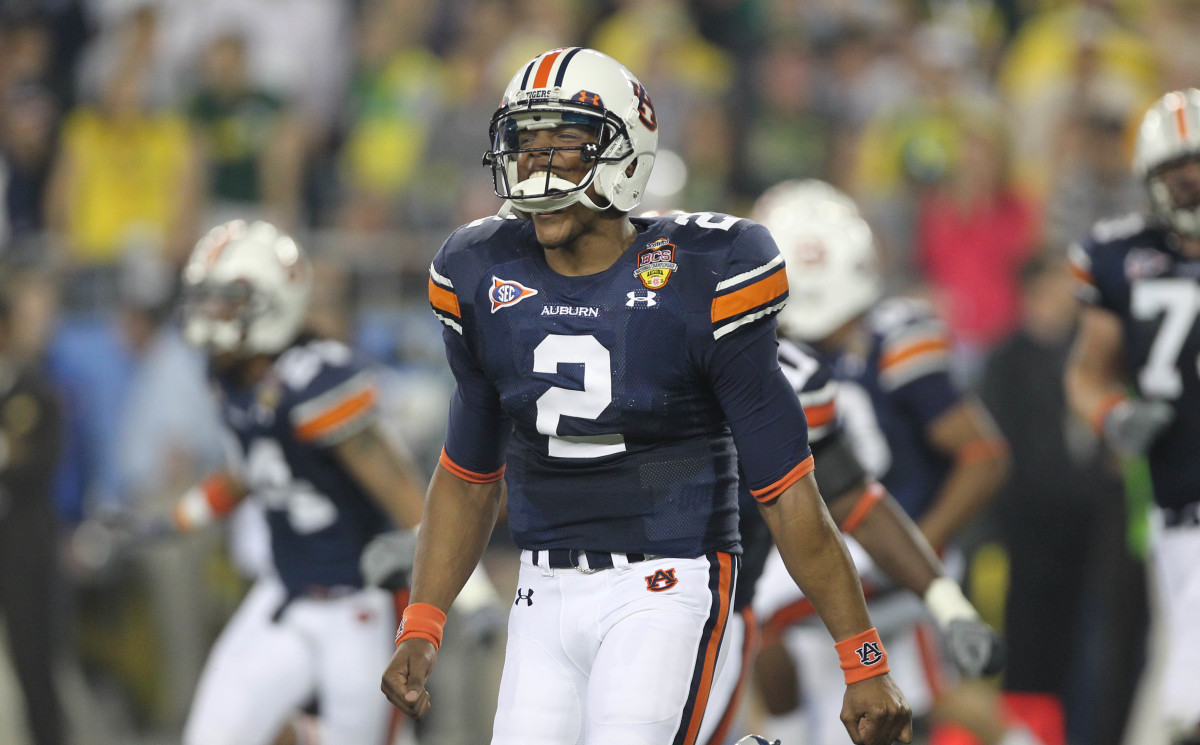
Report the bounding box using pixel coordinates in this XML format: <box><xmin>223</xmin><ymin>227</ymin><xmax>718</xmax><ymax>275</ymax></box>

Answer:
<box><xmin>835</xmin><ymin>627</ymin><xmax>890</xmax><ymax>684</ymax></box>
<box><xmin>395</xmin><ymin>602</ymin><xmax>447</xmax><ymax>650</ymax></box>
<box><xmin>1091</xmin><ymin>393</ymin><xmax>1128</xmax><ymax>437</ymax></box>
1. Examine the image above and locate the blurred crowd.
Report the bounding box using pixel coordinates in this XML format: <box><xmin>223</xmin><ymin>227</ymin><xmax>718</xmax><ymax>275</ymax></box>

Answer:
<box><xmin>0</xmin><ymin>0</ymin><xmax>1196</xmax><ymax>743</ymax></box>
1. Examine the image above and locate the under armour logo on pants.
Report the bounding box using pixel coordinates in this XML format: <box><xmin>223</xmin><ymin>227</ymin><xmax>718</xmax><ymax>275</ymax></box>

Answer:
<box><xmin>515</xmin><ymin>588</ymin><xmax>534</xmax><ymax>606</ymax></box>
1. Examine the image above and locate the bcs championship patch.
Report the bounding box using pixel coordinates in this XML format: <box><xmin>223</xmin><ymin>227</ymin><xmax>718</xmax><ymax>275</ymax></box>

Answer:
<box><xmin>634</xmin><ymin>239</ymin><xmax>678</xmax><ymax>289</ymax></box>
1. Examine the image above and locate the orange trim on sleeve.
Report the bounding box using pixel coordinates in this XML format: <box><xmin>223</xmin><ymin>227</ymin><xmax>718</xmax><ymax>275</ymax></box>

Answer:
<box><xmin>710</xmin><ymin>268</ymin><xmax>788</xmax><ymax>324</ymax></box>
<box><xmin>750</xmin><ymin>455</ymin><xmax>815</xmax><ymax>503</ymax></box>
<box><xmin>1067</xmin><ymin>260</ymin><xmax>1093</xmax><ymax>286</ymax></box>
<box><xmin>879</xmin><ymin>338</ymin><xmax>949</xmax><ymax>371</ymax></box>
<box><xmin>839</xmin><ymin>481</ymin><xmax>885</xmax><ymax>533</ymax></box>
<box><xmin>956</xmin><ymin>437</ymin><xmax>1009</xmax><ymax>465</ymax></box>
<box><xmin>428</xmin><ymin>279</ymin><xmax>461</xmax><ymax>318</ymax></box>
<box><xmin>680</xmin><ymin>552</ymin><xmax>733</xmax><ymax>745</ymax></box>
<box><xmin>439</xmin><ymin>447</ymin><xmax>505</xmax><ymax>483</ymax></box>
<box><xmin>532</xmin><ymin>49</ymin><xmax>563</xmax><ymax>88</ymax></box>
<box><xmin>1090</xmin><ymin>393</ymin><xmax>1128</xmax><ymax>436</ymax></box>
<box><xmin>803</xmin><ymin>399</ymin><xmax>836</xmax><ymax>429</ymax></box>
<box><xmin>294</xmin><ymin>387</ymin><xmax>378</xmax><ymax>441</ymax></box>
<box><xmin>835</xmin><ymin>627</ymin><xmax>890</xmax><ymax>685</ymax></box>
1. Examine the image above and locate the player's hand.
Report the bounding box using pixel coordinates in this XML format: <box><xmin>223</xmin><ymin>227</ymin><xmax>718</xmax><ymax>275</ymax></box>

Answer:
<box><xmin>944</xmin><ymin>618</ymin><xmax>1005</xmax><ymax>678</ymax></box>
<box><xmin>841</xmin><ymin>673</ymin><xmax>912</xmax><ymax>745</ymax></box>
<box><xmin>381</xmin><ymin>639</ymin><xmax>437</xmax><ymax>720</ymax></box>
<box><xmin>1103</xmin><ymin>398</ymin><xmax>1174</xmax><ymax>456</ymax></box>
<box><xmin>360</xmin><ymin>529</ymin><xmax>418</xmax><ymax>591</ymax></box>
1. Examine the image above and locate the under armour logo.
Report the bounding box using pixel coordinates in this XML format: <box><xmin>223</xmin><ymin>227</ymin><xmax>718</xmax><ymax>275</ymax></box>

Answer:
<box><xmin>856</xmin><ymin>641</ymin><xmax>883</xmax><ymax>666</ymax></box>
<box><xmin>626</xmin><ymin>290</ymin><xmax>657</xmax><ymax>307</ymax></box>
<box><xmin>515</xmin><ymin>588</ymin><xmax>534</xmax><ymax>606</ymax></box>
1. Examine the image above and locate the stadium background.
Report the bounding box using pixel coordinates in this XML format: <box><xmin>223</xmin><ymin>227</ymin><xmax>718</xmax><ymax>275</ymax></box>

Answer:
<box><xmin>0</xmin><ymin>0</ymin><xmax>1187</xmax><ymax>743</ymax></box>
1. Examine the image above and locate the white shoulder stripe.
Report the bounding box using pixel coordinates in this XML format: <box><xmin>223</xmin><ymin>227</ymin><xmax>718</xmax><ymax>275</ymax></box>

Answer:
<box><xmin>713</xmin><ymin>299</ymin><xmax>786</xmax><ymax>339</ymax></box>
<box><xmin>798</xmin><ymin>381</ymin><xmax>838</xmax><ymax>408</ymax></box>
<box><xmin>430</xmin><ymin>262</ymin><xmax>453</xmax><ymax>289</ymax></box>
<box><xmin>435</xmin><ymin>313</ymin><xmax>463</xmax><ymax>334</ymax></box>
<box><xmin>715</xmin><ymin>255</ymin><xmax>783</xmax><ymax>291</ymax></box>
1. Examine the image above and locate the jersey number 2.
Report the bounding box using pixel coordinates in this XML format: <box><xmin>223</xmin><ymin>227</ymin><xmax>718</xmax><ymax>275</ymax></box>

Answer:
<box><xmin>533</xmin><ymin>334</ymin><xmax>626</xmax><ymax>458</ymax></box>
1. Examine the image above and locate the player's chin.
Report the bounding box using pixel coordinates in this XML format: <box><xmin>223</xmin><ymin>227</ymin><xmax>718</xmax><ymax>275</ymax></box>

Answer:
<box><xmin>531</xmin><ymin>212</ymin><xmax>577</xmax><ymax>249</ymax></box>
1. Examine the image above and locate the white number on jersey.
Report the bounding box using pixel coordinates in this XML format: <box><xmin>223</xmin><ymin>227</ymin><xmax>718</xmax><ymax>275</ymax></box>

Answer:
<box><xmin>533</xmin><ymin>334</ymin><xmax>626</xmax><ymax>458</ymax></box>
<box><xmin>276</xmin><ymin>340</ymin><xmax>353</xmax><ymax>391</ymax></box>
<box><xmin>1131</xmin><ymin>278</ymin><xmax>1200</xmax><ymax>400</ymax></box>
<box><xmin>836</xmin><ymin>380</ymin><xmax>892</xmax><ymax>478</ymax></box>
<box><xmin>243</xmin><ymin>438</ymin><xmax>338</xmax><ymax>534</ymax></box>
<box><xmin>672</xmin><ymin>212</ymin><xmax>742</xmax><ymax>231</ymax></box>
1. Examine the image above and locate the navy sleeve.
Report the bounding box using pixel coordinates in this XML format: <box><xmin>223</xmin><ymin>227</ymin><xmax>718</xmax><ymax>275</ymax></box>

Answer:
<box><xmin>440</xmin><ymin>328</ymin><xmax>511</xmax><ymax>481</ymax></box>
<box><xmin>708</xmin><ymin>322</ymin><xmax>812</xmax><ymax>503</ymax></box>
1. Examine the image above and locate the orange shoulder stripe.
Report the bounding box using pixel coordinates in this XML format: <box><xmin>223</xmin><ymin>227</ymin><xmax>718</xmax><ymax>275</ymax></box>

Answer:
<box><xmin>1067</xmin><ymin>260</ymin><xmax>1093</xmax><ymax>285</ymax></box>
<box><xmin>711</xmin><ymin>268</ymin><xmax>788</xmax><ymax>324</ymax></box>
<box><xmin>428</xmin><ymin>279</ymin><xmax>461</xmax><ymax>318</ymax></box>
<box><xmin>294</xmin><ymin>387</ymin><xmax>377</xmax><ymax>441</ymax></box>
<box><xmin>879</xmin><ymin>338</ymin><xmax>948</xmax><ymax>371</ymax></box>
<box><xmin>751</xmin><ymin>455</ymin><xmax>815</xmax><ymax>503</ymax></box>
<box><xmin>439</xmin><ymin>447</ymin><xmax>505</xmax><ymax>483</ymax></box>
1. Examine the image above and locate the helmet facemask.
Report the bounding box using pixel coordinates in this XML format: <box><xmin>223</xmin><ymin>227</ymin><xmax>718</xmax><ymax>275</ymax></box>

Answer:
<box><xmin>484</xmin><ymin>105</ymin><xmax>632</xmax><ymax>214</ymax></box>
<box><xmin>182</xmin><ymin>277</ymin><xmax>272</xmax><ymax>354</ymax></box>
<box><xmin>1146</xmin><ymin>155</ymin><xmax>1200</xmax><ymax>239</ymax></box>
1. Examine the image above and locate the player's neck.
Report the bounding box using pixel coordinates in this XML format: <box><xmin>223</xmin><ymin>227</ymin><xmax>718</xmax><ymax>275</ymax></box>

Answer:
<box><xmin>541</xmin><ymin>215</ymin><xmax>638</xmax><ymax>277</ymax></box>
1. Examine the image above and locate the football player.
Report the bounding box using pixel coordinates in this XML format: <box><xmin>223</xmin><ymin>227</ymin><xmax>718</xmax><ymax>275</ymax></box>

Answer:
<box><xmin>381</xmin><ymin>47</ymin><xmax>912</xmax><ymax>745</ymax></box>
<box><xmin>1066</xmin><ymin>88</ymin><xmax>1200</xmax><ymax>745</ymax></box>
<box><xmin>166</xmin><ymin>220</ymin><xmax>426</xmax><ymax>745</ymax></box>
<box><xmin>745</xmin><ymin>180</ymin><xmax>1010</xmax><ymax>745</ymax></box>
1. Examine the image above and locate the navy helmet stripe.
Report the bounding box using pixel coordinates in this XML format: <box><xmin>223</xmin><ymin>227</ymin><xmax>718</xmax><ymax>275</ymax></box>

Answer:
<box><xmin>519</xmin><ymin>58</ymin><xmax>536</xmax><ymax>90</ymax></box>
<box><xmin>553</xmin><ymin>47</ymin><xmax>583</xmax><ymax>87</ymax></box>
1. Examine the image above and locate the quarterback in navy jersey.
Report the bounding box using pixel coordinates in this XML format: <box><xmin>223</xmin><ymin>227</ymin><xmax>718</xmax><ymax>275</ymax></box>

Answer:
<box><xmin>740</xmin><ymin>180</ymin><xmax>1008</xmax><ymax>745</ymax></box>
<box><xmin>1066</xmin><ymin>89</ymin><xmax>1200</xmax><ymax>744</ymax></box>
<box><xmin>166</xmin><ymin>220</ymin><xmax>426</xmax><ymax>745</ymax></box>
<box><xmin>382</xmin><ymin>48</ymin><xmax>911</xmax><ymax>745</ymax></box>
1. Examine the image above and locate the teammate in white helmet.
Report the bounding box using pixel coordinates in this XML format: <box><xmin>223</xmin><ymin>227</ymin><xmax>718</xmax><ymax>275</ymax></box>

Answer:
<box><xmin>747</xmin><ymin>180</ymin><xmax>1009</xmax><ymax>745</ymax></box>
<box><xmin>380</xmin><ymin>47</ymin><xmax>912</xmax><ymax>745</ymax></box>
<box><xmin>161</xmin><ymin>219</ymin><xmax>427</xmax><ymax>745</ymax></box>
<box><xmin>1066</xmin><ymin>88</ymin><xmax>1200</xmax><ymax>745</ymax></box>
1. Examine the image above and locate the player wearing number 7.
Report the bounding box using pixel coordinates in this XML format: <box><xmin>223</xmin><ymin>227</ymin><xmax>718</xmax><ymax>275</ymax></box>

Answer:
<box><xmin>381</xmin><ymin>47</ymin><xmax>911</xmax><ymax>745</ymax></box>
<box><xmin>1066</xmin><ymin>89</ymin><xmax>1200</xmax><ymax>745</ymax></box>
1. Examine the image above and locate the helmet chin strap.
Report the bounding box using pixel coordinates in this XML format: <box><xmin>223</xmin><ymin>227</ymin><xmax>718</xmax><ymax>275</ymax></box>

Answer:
<box><xmin>505</xmin><ymin>174</ymin><xmax>611</xmax><ymax>215</ymax></box>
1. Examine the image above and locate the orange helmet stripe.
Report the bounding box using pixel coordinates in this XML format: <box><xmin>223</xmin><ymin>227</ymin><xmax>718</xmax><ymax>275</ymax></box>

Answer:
<box><xmin>532</xmin><ymin>49</ymin><xmax>563</xmax><ymax>89</ymax></box>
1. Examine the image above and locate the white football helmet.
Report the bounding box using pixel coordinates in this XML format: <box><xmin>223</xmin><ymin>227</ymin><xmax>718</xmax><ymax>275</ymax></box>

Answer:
<box><xmin>484</xmin><ymin>47</ymin><xmax>659</xmax><ymax>216</ymax></box>
<box><xmin>181</xmin><ymin>220</ymin><xmax>312</xmax><ymax>356</ymax></box>
<box><xmin>1133</xmin><ymin>88</ymin><xmax>1200</xmax><ymax>237</ymax></box>
<box><xmin>751</xmin><ymin>180</ymin><xmax>882</xmax><ymax>341</ymax></box>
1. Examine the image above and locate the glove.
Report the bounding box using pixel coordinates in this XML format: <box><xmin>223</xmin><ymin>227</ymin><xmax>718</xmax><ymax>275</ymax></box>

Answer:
<box><xmin>360</xmin><ymin>528</ymin><xmax>418</xmax><ymax>591</ymax></box>
<box><xmin>1103</xmin><ymin>398</ymin><xmax>1174</xmax><ymax>457</ymax></box>
<box><xmin>943</xmin><ymin>617</ymin><xmax>1006</xmax><ymax>678</ymax></box>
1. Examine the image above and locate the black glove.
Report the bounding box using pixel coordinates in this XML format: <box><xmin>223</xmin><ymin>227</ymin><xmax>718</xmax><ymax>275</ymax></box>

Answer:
<box><xmin>1103</xmin><ymin>398</ymin><xmax>1174</xmax><ymax>456</ymax></box>
<box><xmin>944</xmin><ymin>618</ymin><xmax>1006</xmax><ymax>678</ymax></box>
<box><xmin>359</xmin><ymin>528</ymin><xmax>418</xmax><ymax>591</ymax></box>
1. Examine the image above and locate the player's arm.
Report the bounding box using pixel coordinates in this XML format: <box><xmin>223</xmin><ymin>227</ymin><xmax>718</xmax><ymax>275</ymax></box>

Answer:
<box><xmin>170</xmin><ymin>470</ymin><xmax>250</xmax><ymax>533</ymax></box>
<box><xmin>1065</xmin><ymin>304</ymin><xmax>1174</xmax><ymax>455</ymax></box>
<box><xmin>331</xmin><ymin>424</ymin><xmax>424</xmax><ymax>529</ymax></box>
<box><xmin>918</xmin><ymin>399</ymin><xmax>1009</xmax><ymax>552</ymax></box>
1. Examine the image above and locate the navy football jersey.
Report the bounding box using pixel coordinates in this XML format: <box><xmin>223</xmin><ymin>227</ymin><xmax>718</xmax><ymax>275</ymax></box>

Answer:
<box><xmin>736</xmin><ymin>337</ymin><xmax>843</xmax><ymax>611</ymax></box>
<box><xmin>428</xmin><ymin>213</ymin><xmax>813</xmax><ymax>557</ymax></box>
<box><xmin>213</xmin><ymin>336</ymin><xmax>393</xmax><ymax>596</ymax></box>
<box><xmin>830</xmin><ymin>298</ymin><xmax>962</xmax><ymax>518</ymax></box>
<box><xmin>1069</xmin><ymin>214</ymin><xmax>1200</xmax><ymax>510</ymax></box>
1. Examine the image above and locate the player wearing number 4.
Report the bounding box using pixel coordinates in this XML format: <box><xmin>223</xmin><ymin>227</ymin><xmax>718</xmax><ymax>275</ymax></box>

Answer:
<box><xmin>380</xmin><ymin>47</ymin><xmax>912</xmax><ymax>745</ymax></box>
<box><xmin>1066</xmin><ymin>88</ymin><xmax>1200</xmax><ymax>745</ymax></box>
<box><xmin>164</xmin><ymin>220</ymin><xmax>427</xmax><ymax>745</ymax></box>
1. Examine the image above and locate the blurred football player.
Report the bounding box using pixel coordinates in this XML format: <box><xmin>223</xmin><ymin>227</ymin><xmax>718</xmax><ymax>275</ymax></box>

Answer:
<box><xmin>745</xmin><ymin>180</ymin><xmax>1009</xmax><ymax>745</ymax></box>
<box><xmin>1066</xmin><ymin>88</ymin><xmax>1200</xmax><ymax>745</ymax></box>
<box><xmin>381</xmin><ymin>47</ymin><xmax>912</xmax><ymax>745</ymax></box>
<box><xmin>167</xmin><ymin>220</ymin><xmax>425</xmax><ymax>745</ymax></box>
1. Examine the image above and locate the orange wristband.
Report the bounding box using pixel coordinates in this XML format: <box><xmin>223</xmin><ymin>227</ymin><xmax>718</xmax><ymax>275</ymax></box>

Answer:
<box><xmin>173</xmin><ymin>475</ymin><xmax>240</xmax><ymax>532</ymax></box>
<box><xmin>395</xmin><ymin>602</ymin><xmax>447</xmax><ymax>650</ymax></box>
<box><xmin>835</xmin><ymin>627</ymin><xmax>890</xmax><ymax>684</ymax></box>
<box><xmin>1091</xmin><ymin>393</ymin><xmax>1127</xmax><ymax>436</ymax></box>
